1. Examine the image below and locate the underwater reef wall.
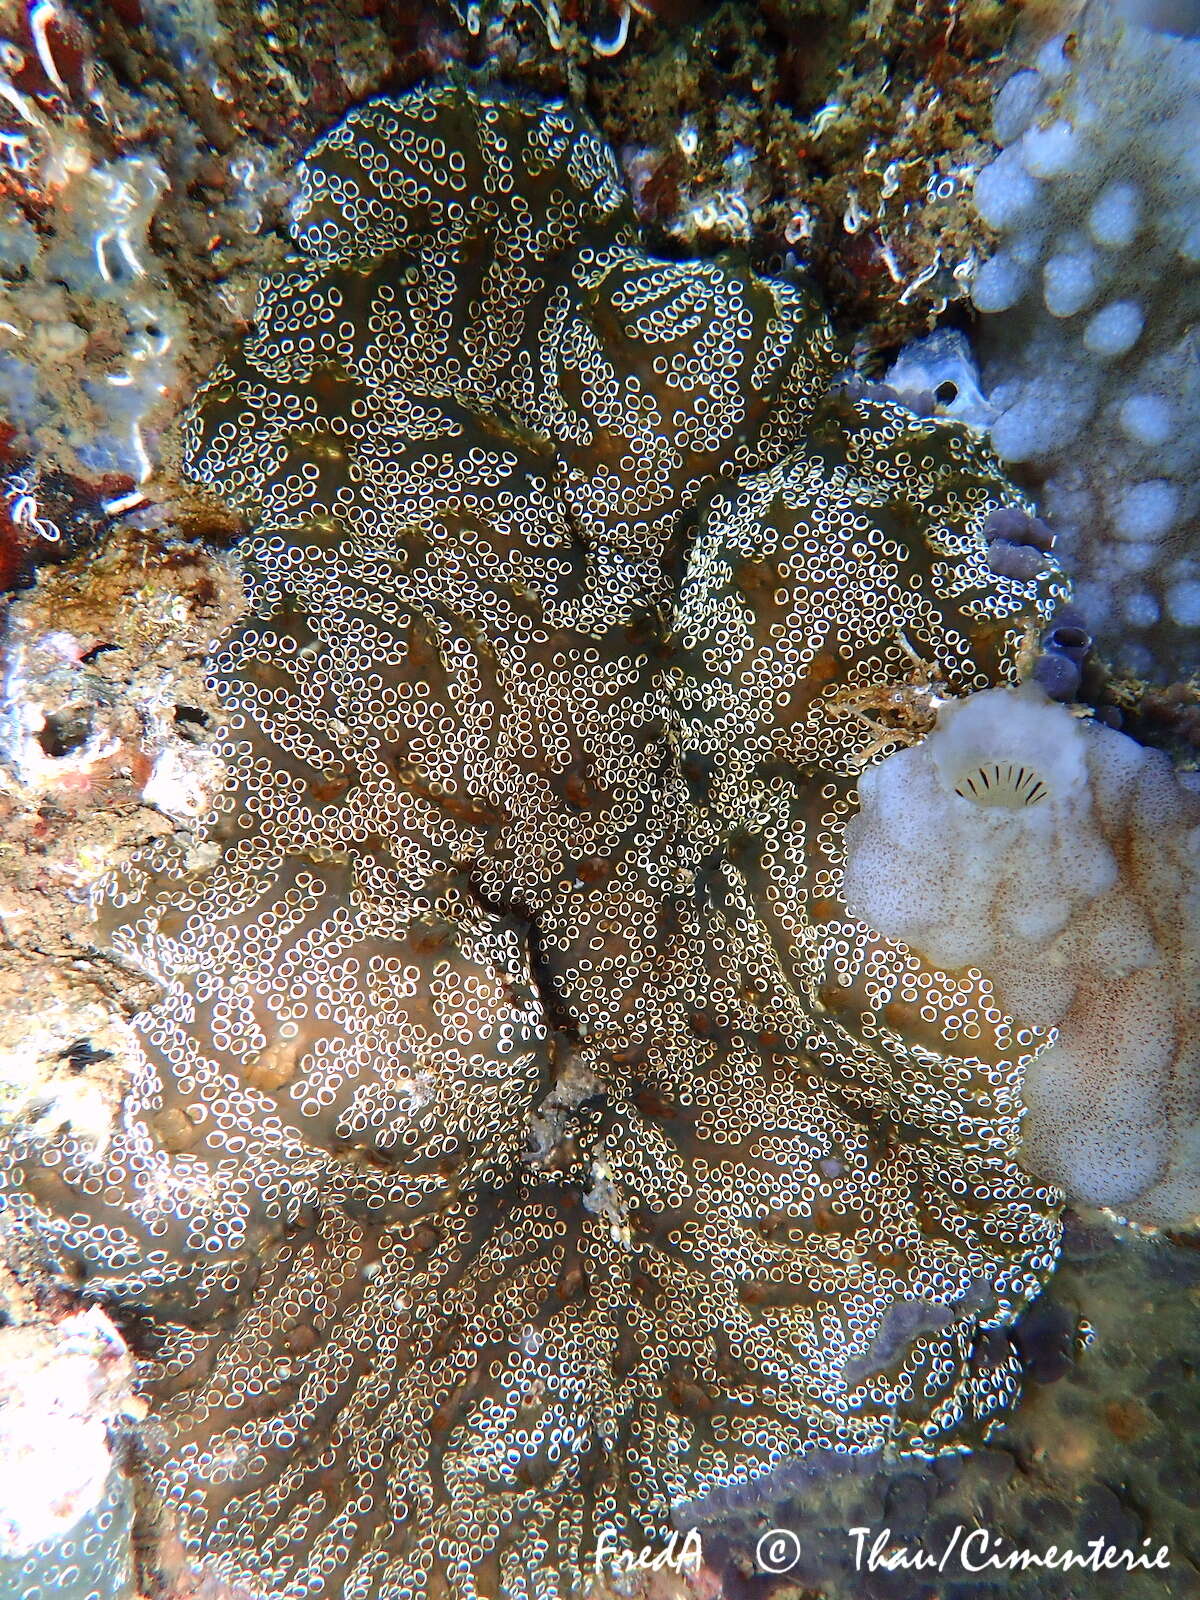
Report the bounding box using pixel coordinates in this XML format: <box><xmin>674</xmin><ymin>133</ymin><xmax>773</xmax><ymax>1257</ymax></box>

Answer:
<box><xmin>0</xmin><ymin>4</ymin><xmax>1197</xmax><ymax>1598</ymax></box>
<box><xmin>0</xmin><ymin>81</ymin><xmax>1080</xmax><ymax>1599</ymax></box>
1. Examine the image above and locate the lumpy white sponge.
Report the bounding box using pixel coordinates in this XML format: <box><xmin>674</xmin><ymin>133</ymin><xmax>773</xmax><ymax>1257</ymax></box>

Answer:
<box><xmin>843</xmin><ymin>685</ymin><xmax>1200</xmax><ymax>1228</ymax></box>
<box><xmin>970</xmin><ymin>9</ymin><xmax>1200</xmax><ymax>677</ymax></box>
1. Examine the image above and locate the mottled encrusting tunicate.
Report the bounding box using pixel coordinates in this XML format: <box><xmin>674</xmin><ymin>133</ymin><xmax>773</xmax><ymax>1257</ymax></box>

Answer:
<box><xmin>2</xmin><ymin>86</ymin><xmax>1070</xmax><ymax>1599</ymax></box>
<box><xmin>844</xmin><ymin>685</ymin><xmax>1200</xmax><ymax>1230</ymax></box>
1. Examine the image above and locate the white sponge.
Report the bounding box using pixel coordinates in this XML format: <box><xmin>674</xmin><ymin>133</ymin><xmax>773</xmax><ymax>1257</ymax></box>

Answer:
<box><xmin>969</xmin><ymin>10</ymin><xmax>1200</xmax><ymax>677</ymax></box>
<box><xmin>843</xmin><ymin>685</ymin><xmax>1200</xmax><ymax>1227</ymax></box>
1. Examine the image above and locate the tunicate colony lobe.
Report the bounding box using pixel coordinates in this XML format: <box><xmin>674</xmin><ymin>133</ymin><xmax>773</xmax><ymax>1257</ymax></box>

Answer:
<box><xmin>3</xmin><ymin>87</ymin><xmax>1069</xmax><ymax>1599</ymax></box>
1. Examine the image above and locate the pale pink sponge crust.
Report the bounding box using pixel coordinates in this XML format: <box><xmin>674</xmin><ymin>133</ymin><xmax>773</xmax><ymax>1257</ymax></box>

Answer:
<box><xmin>845</xmin><ymin>683</ymin><xmax>1200</xmax><ymax>1227</ymax></box>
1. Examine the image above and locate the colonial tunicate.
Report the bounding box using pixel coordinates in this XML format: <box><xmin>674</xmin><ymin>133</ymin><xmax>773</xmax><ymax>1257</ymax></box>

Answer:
<box><xmin>2</xmin><ymin>85</ymin><xmax>1069</xmax><ymax>1599</ymax></box>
